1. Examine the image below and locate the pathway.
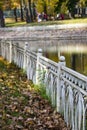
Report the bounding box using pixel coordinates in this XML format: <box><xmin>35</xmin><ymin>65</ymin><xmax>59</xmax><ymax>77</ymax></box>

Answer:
<box><xmin>0</xmin><ymin>57</ymin><xmax>70</xmax><ymax>130</ymax></box>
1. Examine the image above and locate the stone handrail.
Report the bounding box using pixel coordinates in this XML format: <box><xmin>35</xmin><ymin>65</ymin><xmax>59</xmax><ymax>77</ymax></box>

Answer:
<box><xmin>0</xmin><ymin>39</ymin><xmax>87</xmax><ymax>130</ymax></box>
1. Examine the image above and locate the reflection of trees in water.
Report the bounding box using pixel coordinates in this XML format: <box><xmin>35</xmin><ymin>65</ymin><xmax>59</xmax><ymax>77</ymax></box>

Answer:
<box><xmin>80</xmin><ymin>54</ymin><xmax>84</xmax><ymax>72</ymax></box>
<box><xmin>71</xmin><ymin>54</ymin><xmax>76</xmax><ymax>71</ymax></box>
<box><xmin>28</xmin><ymin>39</ymin><xmax>87</xmax><ymax>51</ymax></box>
<box><xmin>70</xmin><ymin>53</ymin><xmax>87</xmax><ymax>75</ymax></box>
<box><xmin>14</xmin><ymin>39</ymin><xmax>87</xmax><ymax>75</ymax></box>
<box><xmin>27</xmin><ymin>39</ymin><xmax>87</xmax><ymax>74</ymax></box>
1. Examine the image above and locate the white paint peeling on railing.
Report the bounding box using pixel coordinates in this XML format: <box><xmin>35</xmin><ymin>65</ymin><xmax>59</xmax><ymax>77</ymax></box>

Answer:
<box><xmin>0</xmin><ymin>38</ymin><xmax>87</xmax><ymax>130</ymax></box>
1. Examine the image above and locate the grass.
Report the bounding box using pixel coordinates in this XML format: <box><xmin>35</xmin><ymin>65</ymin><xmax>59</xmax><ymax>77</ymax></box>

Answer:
<box><xmin>30</xmin><ymin>81</ymin><xmax>50</xmax><ymax>101</ymax></box>
<box><xmin>5</xmin><ymin>18</ymin><xmax>26</xmax><ymax>27</ymax></box>
<box><xmin>5</xmin><ymin>17</ymin><xmax>87</xmax><ymax>27</ymax></box>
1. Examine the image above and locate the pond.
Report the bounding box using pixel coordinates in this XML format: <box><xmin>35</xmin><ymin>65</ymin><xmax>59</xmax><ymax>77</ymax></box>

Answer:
<box><xmin>28</xmin><ymin>39</ymin><xmax>87</xmax><ymax>76</ymax></box>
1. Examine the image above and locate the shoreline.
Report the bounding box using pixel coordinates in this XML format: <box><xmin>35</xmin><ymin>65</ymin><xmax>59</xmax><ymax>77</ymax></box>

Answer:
<box><xmin>0</xmin><ymin>24</ymin><xmax>87</xmax><ymax>39</ymax></box>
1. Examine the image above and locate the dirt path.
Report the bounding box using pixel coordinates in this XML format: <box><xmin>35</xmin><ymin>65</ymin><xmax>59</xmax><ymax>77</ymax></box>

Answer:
<box><xmin>0</xmin><ymin>57</ymin><xmax>70</xmax><ymax>130</ymax></box>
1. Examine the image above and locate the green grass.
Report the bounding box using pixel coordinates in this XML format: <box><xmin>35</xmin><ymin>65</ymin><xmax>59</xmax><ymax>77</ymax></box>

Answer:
<box><xmin>30</xmin><ymin>81</ymin><xmax>50</xmax><ymax>101</ymax></box>
<box><xmin>5</xmin><ymin>17</ymin><xmax>87</xmax><ymax>27</ymax></box>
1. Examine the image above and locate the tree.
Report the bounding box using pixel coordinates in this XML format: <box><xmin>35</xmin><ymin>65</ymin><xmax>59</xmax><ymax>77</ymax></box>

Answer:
<box><xmin>0</xmin><ymin>0</ymin><xmax>6</xmax><ymax>27</ymax></box>
<box><xmin>67</xmin><ymin>0</ymin><xmax>79</xmax><ymax>17</ymax></box>
<box><xmin>32</xmin><ymin>2</ymin><xmax>37</xmax><ymax>21</ymax></box>
<box><xmin>3</xmin><ymin>0</ymin><xmax>12</xmax><ymax>10</ymax></box>
<box><xmin>80</xmin><ymin>0</ymin><xmax>86</xmax><ymax>7</ymax></box>
<box><xmin>0</xmin><ymin>9</ymin><xmax>5</xmax><ymax>27</ymax></box>
<box><xmin>20</xmin><ymin>0</ymin><xmax>24</xmax><ymax>21</ymax></box>
<box><xmin>36</xmin><ymin>0</ymin><xmax>44</xmax><ymax>13</ymax></box>
<box><xmin>28</xmin><ymin>0</ymin><xmax>33</xmax><ymax>22</ymax></box>
<box><xmin>54</xmin><ymin>0</ymin><xmax>81</xmax><ymax>18</ymax></box>
<box><xmin>36</xmin><ymin>0</ymin><xmax>57</xmax><ymax>16</ymax></box>
<box><xmin>11</xmin><ymin>0</ymin><xmax>24</xmax><ymax>22</ymax></box>
<box><xmin>47</xmin><ymin>0</ymin><xmax>58</xmax><ymax>16</ymax></box>
<box><xmin>54</xmin><ymin>0</ymin><xmax>65</xmax><ymax>13</ymax></box>
<box><xmin>13</xmin><ymin>7</ymin><xmax>18</xmax><ymax>22</ymax></box>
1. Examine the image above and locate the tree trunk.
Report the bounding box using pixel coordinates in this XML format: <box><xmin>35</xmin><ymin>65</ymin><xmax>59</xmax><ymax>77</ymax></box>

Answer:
<box><xmin>25</xmin><ymin>7</ymin><xmax>30</xmax><ymax>23</ymax></box>
<box><xmin>32</xmin><ymin>3</ymin><xmax>37</xmax><ymax>21</ymax></box>
<box><xmin>14</xmin><ymin>8</ymin><xmax>18</xmax><ymax>22</ymax></box>
<box><xmin>43</xmin><ymin>1</ymin><xmax>47</xmax><ymax>14</ymax></box>
<box><xmin>28</xmin><ymin>0</ymin><xmax>33</xmax><ymax>22</ymax></box>
<box><xmin>0</xmin><ymin>9</ymin><xmax>5</xmax><ymax>27</ymax></box>
<box><xmin>20</xmin><ymin>0</ymin><xmax>24</xmax><ymax>21</ymax></box>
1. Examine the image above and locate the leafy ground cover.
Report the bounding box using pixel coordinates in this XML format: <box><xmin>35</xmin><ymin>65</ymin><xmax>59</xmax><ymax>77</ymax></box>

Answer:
<box><xmin>0</xmin><ymin>57</ymin><xmax>70</xmax><ymax>130</ymax></box>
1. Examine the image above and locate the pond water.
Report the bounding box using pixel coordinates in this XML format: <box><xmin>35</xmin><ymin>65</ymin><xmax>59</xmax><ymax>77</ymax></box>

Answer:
<box><xmin>28</xmin><ymin>39</ymin><xmax>87</xmax><ymax>76</ymax></box>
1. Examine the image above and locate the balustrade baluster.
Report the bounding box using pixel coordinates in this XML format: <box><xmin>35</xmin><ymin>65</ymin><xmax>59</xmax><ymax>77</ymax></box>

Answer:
<box><xmin>57</xmin><ymin>56</ymin><xmax>66</xmax><ymax>112</ymax></box>
<box><xmin>36</xmin><ymin>48</ymin><xmax>42</xmax><ymax>84</ymax></box>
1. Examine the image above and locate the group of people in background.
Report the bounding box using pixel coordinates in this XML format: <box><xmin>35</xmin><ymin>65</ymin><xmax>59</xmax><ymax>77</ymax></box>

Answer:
<box><xmin>37</xmin><ymin>12</ymin><xmax>48</xmax><ymax>22</ymax></box>
<box><xmin>37</xmin><ymin>12</ymin><xmax>65</xmax><ymax>22</ymax></box>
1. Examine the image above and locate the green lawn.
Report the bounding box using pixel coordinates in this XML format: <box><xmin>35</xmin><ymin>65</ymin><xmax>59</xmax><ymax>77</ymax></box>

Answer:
<box><xmin>5</xmin><ymin>17</ymin><xmax>87</xmax><ymax>27</ymax></box>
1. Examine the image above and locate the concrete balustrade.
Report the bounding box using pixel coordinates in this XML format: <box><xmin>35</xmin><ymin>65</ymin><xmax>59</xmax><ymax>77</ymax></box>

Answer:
<box><xmin>0</xmin><ymin>38</ymin><xmax>87</xmax><ymax>130</ymax></box>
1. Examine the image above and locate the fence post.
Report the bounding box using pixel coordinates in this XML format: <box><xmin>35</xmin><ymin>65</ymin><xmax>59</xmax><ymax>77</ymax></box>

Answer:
<box><xmin>23</xmin><ymin>42</ymin><xmax>28</xmax><ymax>70</ymax></box>
<box><xmin>14</xmin><ymin>43</ymin><xmax>17</xmax><ymax>64</ymax></box>
<box><xmin>57</xmin><ymin>56</ymin><xmax>66</xmax><ymax>112</ymax></box>
<box><xmin>9</xmin><ymin>40</ymin><xmax>12</xmax><ymax>63</ymax></box>
<box><xmin>3</xmin><ymin>39</ymin><xmax>5</xmax><ymax>58</ymax></box>
<box><xmin>36</xmin><ymin>48</ymin><xmax>42</xmax><ymax>84</ymax></box>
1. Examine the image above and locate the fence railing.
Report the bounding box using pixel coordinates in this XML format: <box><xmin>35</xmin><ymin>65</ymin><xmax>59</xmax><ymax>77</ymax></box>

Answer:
<box><xmin>0</xmin><ymin>39</ymin><xmax>87</xmax><ymax>130</ymax></box>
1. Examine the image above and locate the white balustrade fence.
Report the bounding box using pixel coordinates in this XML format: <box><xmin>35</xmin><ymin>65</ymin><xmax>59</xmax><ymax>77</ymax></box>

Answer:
<box><xmin>0</xmin><ymin>38</ymin><xmax>87</xmax><ymax>130</ymax></box>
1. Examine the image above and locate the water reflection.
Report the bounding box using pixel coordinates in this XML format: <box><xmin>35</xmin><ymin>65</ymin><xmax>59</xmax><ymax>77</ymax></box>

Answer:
<box><xmin>28</xmin><ymin>39</ymin><xmax>87</xmax><ymax>76</ymax></box>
